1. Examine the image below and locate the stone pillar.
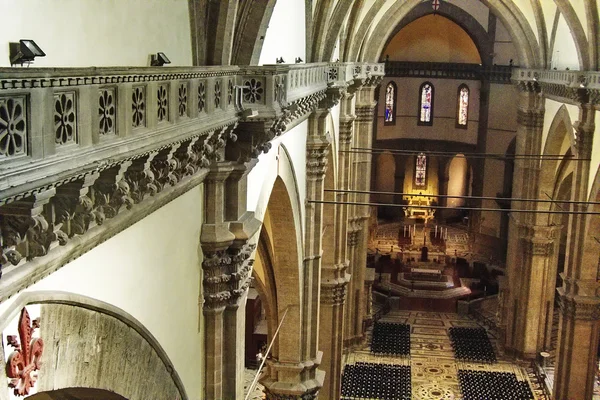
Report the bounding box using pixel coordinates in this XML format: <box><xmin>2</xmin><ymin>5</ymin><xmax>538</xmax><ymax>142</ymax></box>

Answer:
<box><xmin>503</xmin><ymin>81</ymin><xmax>545</xmax><ymax>354</ymax></box>
<box><xmin>553</xmin><ymin>103</ymin><xmax>599</xmax><ymax>400</ymax></box>
<box><xmin>352</xmin><ymin>77</ymin><xmax>381</xmax><ymax>343</ymax></box>
<box><xmin>511</xmin><ymin>224</ymin><xmax>560</xmax><ymax>357</ymax></box>
<box><xmin>201</xmin><ymin>160</ymin><xmax>259</xmax><ymax>400</ymax></box>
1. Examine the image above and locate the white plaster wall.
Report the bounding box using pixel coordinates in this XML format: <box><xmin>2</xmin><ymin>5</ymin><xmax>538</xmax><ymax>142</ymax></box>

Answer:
<box><xmin>259</xmin><ymin>0</ymin><xmax>306</xmax><ymax>65</ymax></box>
<box><xmin>1</xmin><ymin>0</ymin><xmax>192</xmax><ymax>67</ymax></box>
<box><xmin>552</xmin><ymin>14</ymin><xmax>581</xmax><ymax>70</ymax></box>
<box><xmin>542</xmin><ymin>99</ymin><xmax>579</xmax><ymax>156</ymax></box>
<box><xmin>0</xmin><ymin>187</ymin><xmax>204</xmax><ymax>399</ymax></box>
<box><xmin>247</xmin><ymin>121</ymin><xmax>308</xmax><ymax>235</ymax></box>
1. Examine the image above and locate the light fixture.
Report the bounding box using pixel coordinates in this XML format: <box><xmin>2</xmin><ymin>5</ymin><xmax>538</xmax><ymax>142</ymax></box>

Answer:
<box><xmin>276</xmin><ymin>57</ymin><xmax>285</xmax><ymax>64</ymax></box>
<box><xmin>151</xmin><ymin>52</ymin><xmax>171</xmax><ymax>67</ymax></box>
<box><xmin>9</xmin><ymin>40</ymin><xmax>45</xmax><ymax>66</ymax></box>
<box><xmin>295</xmin><ymin>57</ymin><xmax>303</xmax><ymax>63</ymax></box>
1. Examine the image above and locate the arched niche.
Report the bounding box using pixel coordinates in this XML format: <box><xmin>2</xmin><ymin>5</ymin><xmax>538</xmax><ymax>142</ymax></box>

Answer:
<box><xmin>0</xmin><ymin>292</ymin><xmax>187</xmax><ymax>400</ymax></box>
<box><xmin>447</xmin><ymin>154</ymin><xmax>469</xmax><ymax>208</ymax></box>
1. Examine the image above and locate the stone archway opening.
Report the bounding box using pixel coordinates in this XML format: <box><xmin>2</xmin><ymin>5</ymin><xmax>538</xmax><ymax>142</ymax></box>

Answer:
<box><xmin>28</xmin><ymin>388</ymin><xmax>128</xmax><ymax>400</ymax></box>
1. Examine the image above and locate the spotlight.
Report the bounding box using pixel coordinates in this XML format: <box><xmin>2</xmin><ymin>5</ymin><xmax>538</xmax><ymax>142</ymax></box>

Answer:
<box><xmin>295</xmin><ymin>57</ymin><xmax>303</xmax><ymax>63</ymax></box>
<box><xmin>276</xmin><ymin>57</ymin><xmax>285</xmax><ymax>64</ymax></box>
<box><xmin>10</xmin><ymin>40</ymin><xmax>45</xmax><ymax>66</ymax></box>
<box><xmin>151</xmin><ymin>52</ymin><xmax>171</xmax><ymax>67</ymax></box>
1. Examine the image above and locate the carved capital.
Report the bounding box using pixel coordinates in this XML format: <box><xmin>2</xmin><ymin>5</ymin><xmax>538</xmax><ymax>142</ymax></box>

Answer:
<box><xmin>558</xmin><ymin>294</ymin><xmax>600</xmax><ymax>321</ymax></box>
<box><xmin>516</xmin><ymin>80</ymin><xmax>541</xmax><ymax>93</ymax></box>
<box><xmin>306</xmin><ymin>144</ymin><xmax>330</xmax><ymax>179</ymax></box>
<box><xmin>202</xmin><ymin>242</ymin><xmax>256</xmax><ymax>309</ymax></box>
<box><xmin>354</xmin><ymin>104</ymin><xmax>376</xmax><ymax>123</ymax></box>
<box><xmin>318</xmin><ymin>87</ymin><xmax>344</xmax><ymax>110</ymax></box>
<box><xmin>320</xmin><ymin>281</ymin><xmax>347</xmax><ymax>305</ymax></box>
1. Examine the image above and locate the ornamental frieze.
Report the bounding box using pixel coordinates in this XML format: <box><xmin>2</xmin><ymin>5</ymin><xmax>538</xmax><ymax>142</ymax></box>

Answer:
<box><xmin>558</xmin><ymin>294</ymin><xmax>600</xmax><ymax>321</ymax></box>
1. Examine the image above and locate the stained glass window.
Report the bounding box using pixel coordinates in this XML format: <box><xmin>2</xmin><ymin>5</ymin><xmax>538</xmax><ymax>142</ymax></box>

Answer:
<box><xmin>457</xmin><ymin>84</ymin><xmax>469</xmax><ymax>127</ymax></box>
<box><xmin>419</xmin><ymin>82</ymin><xmax>434</xmax><ymax>125</ymax></box>
<box><xmin>415</xmin><ymin>153</ymin><xmax>427</xmax><ymax>187</ymax></box>
<box><xmin>384</xmin><ymin>82</ymin><xmax>396</xmax><ymax>124</ymax></box>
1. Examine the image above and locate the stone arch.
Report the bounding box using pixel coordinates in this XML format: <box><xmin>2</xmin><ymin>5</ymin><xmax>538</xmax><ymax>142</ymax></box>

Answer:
<box><xmin>252</xmin><ymin>145</ymin><xmax>304</xmax><ymax>369</ymax></box>
<box><xmin>378</xmin><ymin>1</ymin><xmax>492</xmax><ymax>65</ymax></box>
<box><xmin>0</xmin><ymin>291</ymin><xmax>187</xmax><ymax>400</ymax></box>
<box><xmin>537</xmin><ymin>105</ymin><xmax>576</xmax><ymax>222</ymax></box>
<box><xmin>356</xmin><ymin>0</ymin><xmax>540</xmax><ymax>67</ymax></box>
<box><xmin>28</xmin><ymin>388</ymin><xmax>128</xmax><ymax>400</ymax></box>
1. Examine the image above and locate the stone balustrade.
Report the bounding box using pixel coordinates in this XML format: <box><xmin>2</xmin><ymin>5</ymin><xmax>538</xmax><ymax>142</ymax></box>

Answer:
<box><xmin>0</xmin><ymin>62</ymin><xmax>384</xmax><ymax>298</ymax></box>
<box><xmin>512</xmin><ymin>68</ymin><xmax>600</xmax><ymax>103</ymax></box>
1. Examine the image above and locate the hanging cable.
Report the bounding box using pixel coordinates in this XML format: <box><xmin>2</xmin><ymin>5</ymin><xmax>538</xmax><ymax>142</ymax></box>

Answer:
<box><xmin>308</xmin><ymin>199</ymin><xmax>600</xmax><ymax>215</ymax></box>
<box><xmin>325</xmin><ymin>188</ymin><xmax>600</xmax><ymax>206</ymax></box>
<box><xmin>344</xmin><ymin>147</ymin><xmax>590</xmax><ymax>161</ymax></box>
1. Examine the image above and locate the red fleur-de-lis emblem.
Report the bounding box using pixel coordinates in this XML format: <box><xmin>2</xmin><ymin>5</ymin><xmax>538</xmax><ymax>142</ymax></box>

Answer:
<box><xmin>5</xmin><ymin>307</ymin><xmax>44</xmax><ymax>396</ymax></box>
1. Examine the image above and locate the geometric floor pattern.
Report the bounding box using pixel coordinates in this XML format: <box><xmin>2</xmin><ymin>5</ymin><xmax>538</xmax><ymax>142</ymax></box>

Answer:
<box><xmin>344</xmin><ymin>310</ymin><xmax>544</xmax><ymax>400</ymax></box>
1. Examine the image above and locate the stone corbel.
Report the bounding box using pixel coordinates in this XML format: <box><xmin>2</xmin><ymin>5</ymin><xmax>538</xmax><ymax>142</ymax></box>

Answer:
<box><xmin>125</xmin><ymin>153</ymin><xmax>158</xmax><ymax>204</ymax></box>
<box><xmin>151</xmin><ymin>144</ymin><xmax>182</xmax><ymax>191</ymax></box>
<box><xmin>91</xmin><ymin>161</ymin><xmax>134</xmax><ymax>219</ymax></box>
<box><xmin>0</xmin><ymin>188</ymin><xmax>63</xmax><ymax>269</ymax></box>
<box><xmin>54</xmin><ymin>171</ymin><xmax>101</xmax><ymax>237</ymax></box>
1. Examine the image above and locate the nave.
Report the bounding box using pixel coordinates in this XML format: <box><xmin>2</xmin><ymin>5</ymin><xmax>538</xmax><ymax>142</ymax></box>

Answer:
<box><xmin>342</xmin><ymin>310</ymin><xmax>545</xmax><ymax>400</ymax></box>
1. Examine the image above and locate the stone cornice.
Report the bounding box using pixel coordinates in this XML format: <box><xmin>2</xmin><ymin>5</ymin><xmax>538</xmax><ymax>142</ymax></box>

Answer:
<box><xmin>512</xmin><ymin>68</ymin><xmax>600</xmax><ymax>106</ymax></box>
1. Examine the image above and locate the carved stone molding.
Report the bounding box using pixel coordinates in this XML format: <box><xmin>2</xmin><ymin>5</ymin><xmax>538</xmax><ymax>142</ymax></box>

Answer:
<box><xmin>516</xmin><ymin>80</ymin><xmax>541</xmax><ymax>93</ymax></box>
<box><xmin>306</xmin><ymin>145</ymin><xmax>330</xmax><ymax>179</ymax></box>
<box><xmin>338</xmin><ymin>120</ymin><xmax>354</xmax><ymax>145</ymax></box>
<box><xmin>516</xmin><ymin>108</ymin><xmax>544</xmax><ymax>129</ymax></box>
<box><xmin>202</xmin><ymin>242</ymin><xmax>256</xmax><ymax>310</ymax></box>
<box><xmin>5</xmin><ymin>307</ymin><xmax>44</xmax><ymax>396</ymax></box>
<box><xmin>558</xmin><ymin>294</ymin><xmax>600</xmax><ymax>321</ymax></box>
<box><xmin>264</xmin><ymin>391</ymin><xmax>318</xmax><ymax>400</ymax></box>
<box><xmin>320</xmin><ymin>282</ymin><xmax>347</xmax><ymax>305</ymax></box>
<box><xmin>347</xmin><ymin>230</ymin><xmax>360</xmax><ymax>248</ymax></box>
<box><xmin>354</xmin><ymin>104</ymin><xmax>377</xmax><ymax>123</ymax></box>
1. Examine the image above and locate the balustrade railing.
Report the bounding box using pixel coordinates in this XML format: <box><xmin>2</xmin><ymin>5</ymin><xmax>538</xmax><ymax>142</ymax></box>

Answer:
<box><xmin>0</xmin><ymin>62</ymin><xmax>384</xmax><ymax>296</ymax></box>
<box><xmin>512</xmin><ymin>68</ymin><xmax>600</xmax><ymax>103</ymax></box>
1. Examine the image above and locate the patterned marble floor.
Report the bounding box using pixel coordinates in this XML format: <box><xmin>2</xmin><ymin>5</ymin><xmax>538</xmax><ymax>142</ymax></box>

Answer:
<box><xmin>344</xmin><ymin>310</ymin><xmax>543</xmax><ymax>400</ymax></box>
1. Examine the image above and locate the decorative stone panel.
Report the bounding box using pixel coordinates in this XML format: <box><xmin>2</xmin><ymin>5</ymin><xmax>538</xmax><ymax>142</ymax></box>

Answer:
<box><xmin>178</xmin><ymin>82</ymin><xmax>188</xmax><ymax>118</ymax></box>
<box><xmin>0</xmin><ymin>96</ymin><xmax>27</xmax><ymax>158</ymax></box>
<box><xmin>197</xmin><ymin>80</ymin><xmax>206</xmax><ymax>113</ymax></box>
<box><xmin>132</xmin><ymin>86</ymin><xmax>146</xmax><ymax>128</ymax></box>
<box><xmin>214</xmin><ymin>80</ymin><xmax>221</xmax><ymax>109</ymax></box>
<box><xmin>53</xmin><ymin>92</ymin><xmax>77</xmax><ymax>146</ymax></box>
<box><xmin>157</xmin><ymin>84</ymin><xmax>169</xmax><ymax>122</ymax></box>
<box><xmin>99</xmin><ymin>88</ymin><xmax>116</xmax><ymax>136</ymax></box>
<box><xmin>243</xmin><ymin>78</ymin><xmax>264</xmax><ymax>104</ymax></box>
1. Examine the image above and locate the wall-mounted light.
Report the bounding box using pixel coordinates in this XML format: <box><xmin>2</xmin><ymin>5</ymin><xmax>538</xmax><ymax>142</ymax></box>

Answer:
<box><xmin>276</xmin><ymin>57</ymin><xmax>285</xmax><ymax>64</ymax></box>
<box><xmin>151</xmin><ymin>52</ymin><xmax>171</xmax><ymax>67</ymax></box>
<box><xmin>9</xmin><ymin>40</ymin><xmax>45</xmax><ymax>66</ymax></box>
<box><xmin>295</xmin><ymin>57</ymin><xmax>303</xmax><ymax>63</ymax></box>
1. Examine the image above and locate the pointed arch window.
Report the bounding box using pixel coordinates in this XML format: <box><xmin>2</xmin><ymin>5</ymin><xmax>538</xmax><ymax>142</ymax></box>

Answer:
<box><xmin>414</xmin><ymin>153</ymin><xmax>427</xmax><ymax>187</ymax></box>
<box><xmin>384</xmin><ymin>81</ymin><xmax>397</xmax><ymax>125</ymax></box>
<box><xmin>456</xmin><ymin>84</ymin><xmax>469</xmax><ymax>128</ymax></box>
<box><xmin>418</xmin><ymin>82</ymin><xmax>434</xmax><ymax>126</ymax></box>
